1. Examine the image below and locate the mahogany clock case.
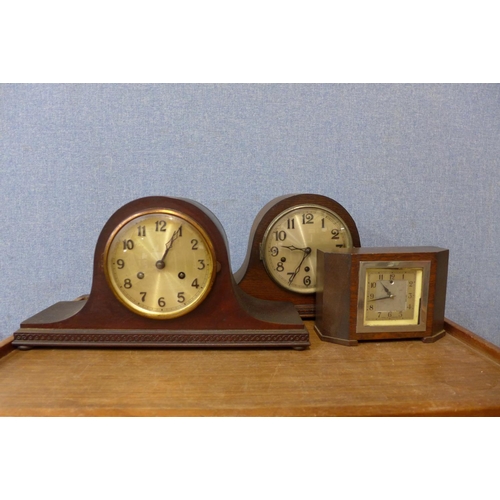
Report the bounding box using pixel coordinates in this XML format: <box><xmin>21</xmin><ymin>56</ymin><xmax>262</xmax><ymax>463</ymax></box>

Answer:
<box><xmin>314</xmin><ymin>247</ymin><xmax>449</xmax><ymax>346</ymax></box>
<box><xmin>13</xmin><ymin>197</ymin><xmax>309</xmax><ymax>349</ymax></box>
<box><xmin>234</xmin><ymin>193</ymin><xmax>361</xmax><ymax>319</ymax></box>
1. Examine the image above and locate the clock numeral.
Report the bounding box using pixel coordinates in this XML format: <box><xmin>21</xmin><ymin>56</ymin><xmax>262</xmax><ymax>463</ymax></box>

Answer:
<box><xmin>302</xmin><ymin>213</ymin><xmax>314</xmax><ymax>224</ymax></box>
<box><xmin>276</xmin><ymin>262</ymin><xmax>284</xmax><ymax>272</ymax></box>
<box><xmin>177</xmin><ymin>292</ymin><xmax>185</xmax><ymax>303</ymax></box>
<box><xmin>274</xmin><ymin>230</ymin><xmax>287</xmax><ymax>241</ymax></box>
<box><xmin>198</xmin><ymin>259</ymin><xmax>205</xmax><ymax>270</ymax></box>
<box><xmin>270</xmin><ymin>246</ymin><xmax>279</xmax><ymax>257</ymax></box>
<box><xmin>158</xmin><ymin>297</ymin><xmax>166</xmax><ymax>307</ymax></box>
<box><xmin>191</xmin><ymin>278</ymin><xmax>200</xmax><ymax>289</ymax></box>
<box><xmin>124</xmin><ymin>279</ymin><xmax>132</xmax><ymax>289</ymax></box>
<box><xmin>123</xmin><ymin>240</ymin><xmax>134</xmax><ymax>250</ymax></box>
<box><xmin>331</xmin><ymin>229</ymin><xmax>340</xmax><ymax>239</ymax></box>
<box><xmin>191</xmin><ymin>239</ymin><xmax>198</xmax><ymax>250</ymax></box>
<box><xmin>287</xmin><ymin>218</ymin><xmax>295</xmax><ymax>229</ymax></box>
<box><xmin>155</xmin><ymin>220</ymin><xmax>167</xmax><ymax>232</ymax></box>
<box><xmin>117</xmin><ymin>259</ymin><xmax>125</xmax><ymax>269</ymax></box>
<box><xmin>140</xmin><ymin>292</ymin><xmax>147</xmax><ymax>302</ymax></box>
<box><xmin>137</xmin><ymin>225</ymin><xmax>146</xmax><ymax>237</ymax></box>
<box><xmin>303</xmin><ymin>276</ymin><xmax>311</xmax><ymax>286</ymax></box>
<box><xmin>321</xmin><ymin>218</ymin><xmax>325</xmax><ymax>228</ymax></box>
<box><xmin>370</xmin><ymin>282</ymin><xmax>376</xmax><ymax>289</ymax></box>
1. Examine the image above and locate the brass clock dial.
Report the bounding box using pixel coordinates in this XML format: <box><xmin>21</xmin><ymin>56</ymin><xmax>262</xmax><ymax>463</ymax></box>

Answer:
<box><xmin>360</xmin><ymin>264</ymin><xmax>427</xmax><ymax>329</ymax></box>
<box><xmin>261</xmin><ymin>204</ymin><xmax>353</xmax><ymax>294</ymax></box>
<box><xmin>105</xmin><ymin>210</ymin><xmax>216</xmax><ymax>319</ymax></box>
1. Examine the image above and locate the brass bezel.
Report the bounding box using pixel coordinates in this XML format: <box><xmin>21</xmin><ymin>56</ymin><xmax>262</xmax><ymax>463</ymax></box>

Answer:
<box><xmin>104</xmin><ymin>209</ymin><xmax>217</xmax><ymax>320</ymax></box>
<box><xmin>261</xmin><ymin>203</ymin><xmax>354</xmax><ymax>295</ymax></box>
<box><xmin>356</xmin><ymin>260</ymin><xmax>431</xmax><ymax>334</ymax></box>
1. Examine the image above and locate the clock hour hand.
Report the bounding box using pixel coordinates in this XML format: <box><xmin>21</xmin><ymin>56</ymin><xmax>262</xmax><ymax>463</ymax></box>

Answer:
<box><xmin>281</xmin><ymin>244</ymin><xmax>308</xmax><ymax>252</ymax></box>
<box><xmin>156</xmin><ymin>225</ymin><xmax>182</xmax><ymax>269</ymax></box>
<box><xmin>379</xmin><ymin>281</ymin><xmax>393</xmax><ymax>297</ymax></box>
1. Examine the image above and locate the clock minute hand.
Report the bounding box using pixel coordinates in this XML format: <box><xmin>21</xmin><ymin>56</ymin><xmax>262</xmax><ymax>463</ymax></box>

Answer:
<box><xmin>156</xmin><ymin>225</ymin><xmax>182</xmax><ymax>269</ymax></box>
<box><xmin>368</xmin><ymin>295</ymin><xmax>395</xmax><ymax>302</ymax></box>
<box><xmin>287</xmin><ymin>247</ymin><xmax>311</xmax><ymax>285</ymax></box>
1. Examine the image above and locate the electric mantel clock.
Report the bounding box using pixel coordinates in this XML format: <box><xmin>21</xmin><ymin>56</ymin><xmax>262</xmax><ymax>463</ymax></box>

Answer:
<box><xmin>13</xmin><ymin>197</ymin><xmax>309</xmax><ymax>349</ymax></box>
<box><xmin>234</xmin><ymin>194</ymin><xmax>361</xmax><ymax>319</ymax></box>
<box><xmin>314</xmin><ymin>247</ymin><xmax>449</xmax><ymax>345</ymax></box>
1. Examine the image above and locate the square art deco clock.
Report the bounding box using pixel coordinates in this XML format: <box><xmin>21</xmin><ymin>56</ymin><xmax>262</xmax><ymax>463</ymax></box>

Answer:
<box><xmin>314</xmin><ymin>247</ymin><xmax>449</xmax><ymax>345</ymax></box>
<box><xmin>13</xmin><ymin>196</ymin><xmax>309</xmax><ymax>349</ymax></box>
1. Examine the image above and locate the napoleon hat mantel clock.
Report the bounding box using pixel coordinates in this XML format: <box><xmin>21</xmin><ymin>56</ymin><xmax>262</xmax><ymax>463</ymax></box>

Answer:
<box><xmin>234</xmin><ymin>194</ymin><xmax>361</xmax><ymax>319</ymax></box>
<box><xmin>314</xmin><ymin>247</ymin><xmax>449</xmax><ymax>345</ymax></box>
<box><xmin>13</xmin><ymin>197</ymin><xmax>309</xmax><ymax>349</ymax></box>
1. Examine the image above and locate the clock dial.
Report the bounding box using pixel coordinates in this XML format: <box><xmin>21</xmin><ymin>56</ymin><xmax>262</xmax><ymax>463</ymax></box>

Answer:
<box><xmin>364</xmin><ymin>267</ymin><xmax>423</xmax><ymax>327</ymax></box>
<box><xmin>261</xmin><ymin>204</ymin><xmax>353</xmax><ymax>294</ymax></box>
<box><xmin>105</xmin><ymin>210</ymin><xmax>216</xmax><ymax>319</ymax></box>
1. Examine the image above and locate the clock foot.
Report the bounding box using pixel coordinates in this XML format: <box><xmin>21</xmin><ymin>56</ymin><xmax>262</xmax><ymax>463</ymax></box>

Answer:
<box><xmin>422</xmin><ymin>329</ymin><xmax>446</xmax><ymax>343</ymax></box>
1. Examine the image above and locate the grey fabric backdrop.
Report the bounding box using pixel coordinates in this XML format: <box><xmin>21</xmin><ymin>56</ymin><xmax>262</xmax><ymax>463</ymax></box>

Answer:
<box><xmin>1</xmin><ymin>83</ymin><xmax>499</xmax><ymax>346</ymax></box>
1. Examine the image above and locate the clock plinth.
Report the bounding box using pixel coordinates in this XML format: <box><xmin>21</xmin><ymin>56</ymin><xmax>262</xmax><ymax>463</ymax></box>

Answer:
<box><xmin>314</xmin><ymin>247</ymin><xmax>449</xmax><ymax>345</ymax></box>
<box><xmin>13</xmin><ymin>197</ymin><xmax>309</xmax><ymax>349</ymax></box>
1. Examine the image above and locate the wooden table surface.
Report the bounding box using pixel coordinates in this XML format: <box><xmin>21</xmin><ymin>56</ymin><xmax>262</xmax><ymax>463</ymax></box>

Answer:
<box><xmin>1</xmin><ymin>319</ymin><xmax>499</xmax><ymax>416</ymax></box>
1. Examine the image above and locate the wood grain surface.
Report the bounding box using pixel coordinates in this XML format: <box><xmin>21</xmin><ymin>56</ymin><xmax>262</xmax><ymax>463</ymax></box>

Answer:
<box><xmin>1</xmin><ymin>321</ymin><xmax>499</xmax><ymax>416</ymax></box>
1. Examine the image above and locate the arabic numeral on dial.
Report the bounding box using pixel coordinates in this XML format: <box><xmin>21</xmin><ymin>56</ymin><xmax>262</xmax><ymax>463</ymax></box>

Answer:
<box><xmin>191</xmin><ymin>239</ymin><xmax>198</xmax><ymax>250</ymax></box>
<box><xmin>177</xmin><ymin>292</ymin><xmax>185</xmax><ymax>303</ymax></box>
<box><xmin>302</xmin><ymin>213</ymin><xmax>314</xmax><ymax>224</ymax></box>
<box><xmin>287</xmin><ymin>218</ymin><xmax>295</xmax><ymax>229</ymax></box>
<box><xmin>303</xmin><ymin>276</ymin><xmax>311</xmax><ymax>286</ymax></box>
<box><xmin>270</xmin><ymin>246</ymin><xmax>279</xmax><ymax>257</ymax></box>
<box><xmin>140</xmin><ymin>292</ymin><xmax>147</xmax><ymax>302</ymax></box>
<box><xmin>276</xmin><ymin>262</ymin><xmax>284</xmax><ymax>272</ymax></box>
<box><xmin>137</xmin><ymin>225</ymin><xmax>146</xmax><ymax>237</ymax></box>
<box><xmin>331</xmin><ymin>229</ymin><xmax>339</xmax><ymax>239</ymax></box>
<box><xmin>155</xmin><ymin>220</ymin><xmax>166</xmax><ymax>232</ymax></box>
<box><xmin>191</xmin><ymin>278</ymin><xmax>200</xmax><ymax>288</ymax></box>
<box><xmin>158</xmin><ymin>297</ymin><xmax>165</xmax><ymax>307</ymax></box>
<box><xmin>198</xmin><ymin>260</ymin><xmax>205</xmax><ymax>270</ymax></box>
<box><xmin>117</xmin><ymin>259</ymin><xmax>125</xmax><ymax>269</ymax></box>
<box><xmin>123</xmin><ymin>240</ymin><xmax>134</xmax><ymax>250</ymax></box>
<box><xmin>274</xmin><ymin>230</ymin><xmax>286</xmax><ymax>241</ymax></box>
<box><xmin>124</xmin><ymin>279</ymin><xmax>132</xmax><ymax>289</ymax></box>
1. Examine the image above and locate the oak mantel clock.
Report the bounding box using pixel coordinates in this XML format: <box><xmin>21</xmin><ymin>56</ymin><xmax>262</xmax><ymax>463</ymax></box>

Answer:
<box><xmin>234</xmin><ymin>194</ymin><xmax>361</xmax><ymax>319</ymax></box>
<box><xmin>13</xmin><ymin>197</ymin><xmax>309</xmax><ymax>349</ymax></box>
<box><xmin>314</xmin><ymin>247</ymin><xmax>449</xmax><ymax>345</ymax></box>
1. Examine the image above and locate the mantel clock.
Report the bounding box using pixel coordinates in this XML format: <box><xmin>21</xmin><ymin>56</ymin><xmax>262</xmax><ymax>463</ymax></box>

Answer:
<box><xmin>235</xmin><ymin>194</ymin><xmax>361</xmax><ymax>318</ymax></box>
<box><xmin>13</xmin><ymin>197</ymin><xmax>309</xmax><ymax>349</ymax></box>
<box><xmin>314</xmin><ymin>247</ymin><xmax>449</xmax><ymax>345</ymax></box>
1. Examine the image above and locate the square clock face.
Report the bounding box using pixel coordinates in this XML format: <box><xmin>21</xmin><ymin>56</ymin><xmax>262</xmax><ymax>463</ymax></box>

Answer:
<box><xmin>356</xmin><ymin>261</ymin><xmax>431</xmax><ymax>334</ymax></box>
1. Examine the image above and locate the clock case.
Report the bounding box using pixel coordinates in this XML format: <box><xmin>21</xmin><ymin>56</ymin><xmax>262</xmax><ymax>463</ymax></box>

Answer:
<box><xmin>234</xmin><ymin>194</ymin><xmax>361</xmax><ymax>319</ymax></box>
<box><xmin>314</xmin><ymin>247</ymin><xmax>449</xmax><ymax>345</ymax></box>
<box><xmin>13</xmin><ymin>197</ymin><xmax>309</xmax><ymax>349</ymax></box>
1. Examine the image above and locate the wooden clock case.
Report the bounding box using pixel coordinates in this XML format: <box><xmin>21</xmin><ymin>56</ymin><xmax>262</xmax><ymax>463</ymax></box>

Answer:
<box><xmin>13</xmin><ymin>196</ymin><xmax>309</xmax><ymax>349</ymax></box>
<box><xmin>234</xmin><ymin>194</ymin><xmax>361</xmax><ymax>319</ymax></box>
<box><xmin>314</xmin><ymin>247</ymin><xmax>449</xmax><ymax>346</ymax></box>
